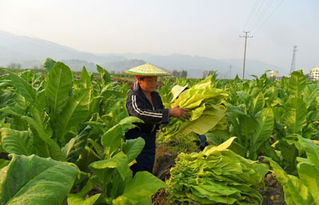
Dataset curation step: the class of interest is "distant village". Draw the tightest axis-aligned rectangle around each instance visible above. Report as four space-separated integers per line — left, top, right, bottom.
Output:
172 67 319 81
267 67 319 81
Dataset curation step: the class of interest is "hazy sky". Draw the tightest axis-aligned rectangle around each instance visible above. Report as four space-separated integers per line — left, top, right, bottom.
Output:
0 0 318 72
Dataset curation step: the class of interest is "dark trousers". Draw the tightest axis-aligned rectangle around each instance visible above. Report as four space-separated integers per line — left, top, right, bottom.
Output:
125 129 156 174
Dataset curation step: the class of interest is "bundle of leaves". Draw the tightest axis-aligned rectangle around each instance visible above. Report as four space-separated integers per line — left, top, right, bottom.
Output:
157 75 228 145
166 137 268 204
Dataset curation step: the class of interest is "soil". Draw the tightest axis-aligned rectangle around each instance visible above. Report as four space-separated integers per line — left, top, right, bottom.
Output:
261 172 286 205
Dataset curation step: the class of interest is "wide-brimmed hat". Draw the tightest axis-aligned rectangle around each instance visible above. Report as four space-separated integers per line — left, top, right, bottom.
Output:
124 64 170 76
171 84 188 102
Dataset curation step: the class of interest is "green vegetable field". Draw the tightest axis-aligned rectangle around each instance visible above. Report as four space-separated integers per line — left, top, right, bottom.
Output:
1 60 319 205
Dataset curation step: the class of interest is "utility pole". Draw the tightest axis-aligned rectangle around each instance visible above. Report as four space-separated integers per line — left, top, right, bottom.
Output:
240 31 253 79
289 45 297 74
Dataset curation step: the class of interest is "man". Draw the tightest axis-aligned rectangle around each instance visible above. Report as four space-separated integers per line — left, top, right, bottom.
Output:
125 64 189 174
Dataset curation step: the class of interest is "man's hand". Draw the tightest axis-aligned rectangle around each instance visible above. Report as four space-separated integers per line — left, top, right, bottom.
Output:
169 107 190 120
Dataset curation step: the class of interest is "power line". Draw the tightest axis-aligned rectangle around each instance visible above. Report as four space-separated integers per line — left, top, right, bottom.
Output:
243 0 260 30
244 0 284 33
249 0 275 31
245 0 268 31
253 0 285 33
240 31 253 79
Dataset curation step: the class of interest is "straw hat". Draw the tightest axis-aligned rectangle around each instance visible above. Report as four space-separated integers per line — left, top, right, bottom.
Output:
124 64 170 76
171 84 188 102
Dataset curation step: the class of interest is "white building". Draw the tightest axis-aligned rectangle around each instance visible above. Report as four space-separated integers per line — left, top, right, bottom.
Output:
269 70 279 78
309 67 319 81
268 70 281 80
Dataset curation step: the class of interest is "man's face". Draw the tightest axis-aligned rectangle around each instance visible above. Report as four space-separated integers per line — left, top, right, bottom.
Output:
139 76 158 92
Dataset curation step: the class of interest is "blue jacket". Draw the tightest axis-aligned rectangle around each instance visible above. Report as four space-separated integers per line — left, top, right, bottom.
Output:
126 87 169 133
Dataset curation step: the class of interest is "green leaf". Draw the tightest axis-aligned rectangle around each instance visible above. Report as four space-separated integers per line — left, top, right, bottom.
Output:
0 128 33 155
288 70 307 97
43 58 56 72
7 73 37 106
283 97 307 134
79 67 92 89
249 107 274 159
62 126 91 162
20 108 65 161
113 171 167 205
123 137 145 163
89 152 131 181
180 109 226 136
101 117 142 156
298 137 319 168
303 84 319 108
96 65 111 85
298 162 319 204
266 157 314 205
68 194 100 205
56 88 90 144
0 159 9 169
251 92 265 114
203 137 236 155
45 62 72 117
0 154 78 205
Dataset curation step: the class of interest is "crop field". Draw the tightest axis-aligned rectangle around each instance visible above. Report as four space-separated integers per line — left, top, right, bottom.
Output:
0 60 319 205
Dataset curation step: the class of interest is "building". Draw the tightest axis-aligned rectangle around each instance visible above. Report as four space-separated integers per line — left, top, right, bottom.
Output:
309 67 319 81
268 70 281 80
269 70 279 78
202 70 217 78
172 70 187 78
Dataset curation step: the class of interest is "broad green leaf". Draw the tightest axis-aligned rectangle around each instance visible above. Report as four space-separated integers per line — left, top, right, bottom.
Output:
96 65 111 84
89 152 131 181
62 126 91 162
123 137 145 163
56 88 90 144
7 73 37 106
266 157 313 205
45 62 72 117
179 109 226 136
43 58 56 72
20 109 65 161
249 107 274 159
21 115 50 143
113 171 167 205
79 67 92 89
203 137 236 155
87 138 104 159
303 84 319 108
0 128 33 155
68 194 100 205
227 107 259 148
101 117 142 156
0 154 78 205
288 70 307 97
298 137 319 168
283 97 307 134
0 159 9 169
251 92 265 114
298 162 319 204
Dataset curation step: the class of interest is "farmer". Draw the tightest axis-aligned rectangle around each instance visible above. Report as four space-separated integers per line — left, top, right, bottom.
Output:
171 84 208 150
125 64 189 174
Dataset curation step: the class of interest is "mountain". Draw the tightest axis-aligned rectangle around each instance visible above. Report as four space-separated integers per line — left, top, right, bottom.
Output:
0 30 125 71
0 30 284 78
